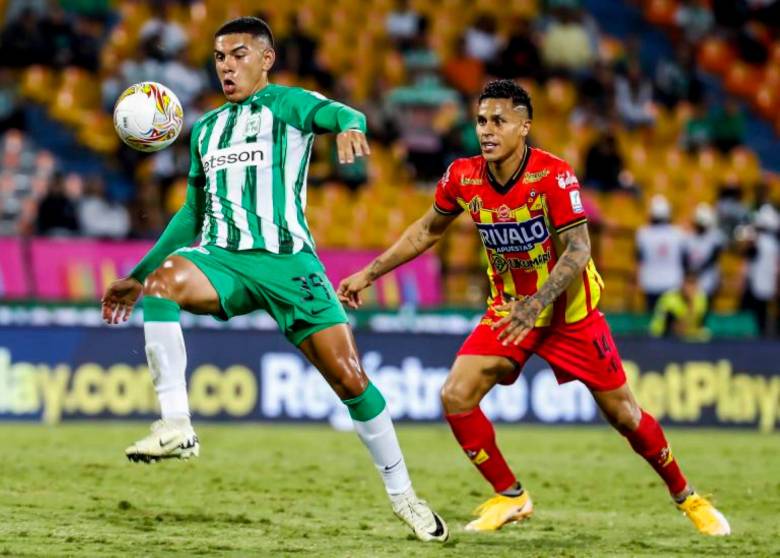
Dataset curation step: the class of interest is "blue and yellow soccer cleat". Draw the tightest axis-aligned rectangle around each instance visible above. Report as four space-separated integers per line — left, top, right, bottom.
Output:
677 493 730 536
465 491 533 532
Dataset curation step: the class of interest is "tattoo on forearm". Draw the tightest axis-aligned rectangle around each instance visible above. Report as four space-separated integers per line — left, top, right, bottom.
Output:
534 224 591 309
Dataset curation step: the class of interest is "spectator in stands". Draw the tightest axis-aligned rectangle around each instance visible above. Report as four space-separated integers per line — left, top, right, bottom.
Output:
583 130 624 192
636 195 687 311
716 176 750 237
674 0 714 43
0 8 47 67
385 0 421 51
570 61 615 127
277 11 333 91
77 175 130 239
464 14 501 64
709 99 746 153
654 44 704 109
615 61 656 129
129 178 166 239
138 2 187 60
40 3 78 68
0 69 25 132
442 37 485 97
650 270 710 341
685 202 726 302
740 204 779 336
540 6 596 75
36 172 80 236
489 17 543 81
681 101 712 152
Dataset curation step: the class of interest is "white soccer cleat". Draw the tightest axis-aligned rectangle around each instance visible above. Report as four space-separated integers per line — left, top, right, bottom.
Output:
125 418 199 463
390 487 449 542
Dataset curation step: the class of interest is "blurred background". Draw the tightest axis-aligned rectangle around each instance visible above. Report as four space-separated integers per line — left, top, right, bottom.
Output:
0 0 778 430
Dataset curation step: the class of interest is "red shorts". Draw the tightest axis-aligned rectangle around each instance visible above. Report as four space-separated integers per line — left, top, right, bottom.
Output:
458 310 626 392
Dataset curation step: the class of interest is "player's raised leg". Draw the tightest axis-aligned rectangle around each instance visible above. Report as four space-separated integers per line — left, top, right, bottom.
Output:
124 256 219 463
298 324 448 542
441 355 533 532
593 384 730 535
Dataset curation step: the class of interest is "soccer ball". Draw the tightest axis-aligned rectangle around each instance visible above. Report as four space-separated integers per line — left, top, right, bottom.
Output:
113 81 183 152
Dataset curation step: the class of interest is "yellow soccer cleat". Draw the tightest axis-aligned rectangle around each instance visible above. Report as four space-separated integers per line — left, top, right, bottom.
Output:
677 493 730 536
465 492 533 532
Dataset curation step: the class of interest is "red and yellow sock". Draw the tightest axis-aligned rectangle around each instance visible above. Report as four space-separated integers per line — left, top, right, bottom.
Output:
623 410 688 495
446 407 517 493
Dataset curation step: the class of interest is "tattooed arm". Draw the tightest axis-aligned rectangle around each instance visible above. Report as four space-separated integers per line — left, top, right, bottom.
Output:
337 206 459 308
493 222 591 345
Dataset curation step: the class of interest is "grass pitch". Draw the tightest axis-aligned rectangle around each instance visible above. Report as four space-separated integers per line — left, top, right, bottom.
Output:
0 423 777 557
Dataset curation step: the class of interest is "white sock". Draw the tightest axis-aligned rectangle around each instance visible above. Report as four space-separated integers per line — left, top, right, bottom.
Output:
144 321 190 420
353 408 412 496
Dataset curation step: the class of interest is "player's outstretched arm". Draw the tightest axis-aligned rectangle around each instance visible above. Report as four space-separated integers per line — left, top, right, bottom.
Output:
493 222 591 344
312 101 370 164
337 207 458 309
101 185 204 324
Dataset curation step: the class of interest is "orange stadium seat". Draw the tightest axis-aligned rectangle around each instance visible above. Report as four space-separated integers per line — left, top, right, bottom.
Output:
724 61 761 97
19 66 57 104
644 0 678 26
697 37 735 75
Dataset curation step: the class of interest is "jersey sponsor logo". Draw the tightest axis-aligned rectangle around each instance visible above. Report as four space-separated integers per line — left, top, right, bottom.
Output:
522 169 549 184
202 144 266 173
497 204 512 221
556 171 578 189
570 190 584 213
476 217 550 253
461 176 483 185
493 251 552 273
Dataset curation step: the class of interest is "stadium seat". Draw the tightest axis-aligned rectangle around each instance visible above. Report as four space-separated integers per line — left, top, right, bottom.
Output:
697 37 735 75
20 66 58 105
644 0 678 26
724 62 761 98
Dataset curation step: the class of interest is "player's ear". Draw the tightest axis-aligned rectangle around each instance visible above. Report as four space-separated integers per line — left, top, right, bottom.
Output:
520 118 531 138
261 45 275 72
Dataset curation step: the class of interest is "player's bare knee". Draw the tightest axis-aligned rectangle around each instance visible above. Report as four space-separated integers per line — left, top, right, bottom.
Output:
610 399 642 432
143 264 185 303
440 380 475 414
332 364 368 400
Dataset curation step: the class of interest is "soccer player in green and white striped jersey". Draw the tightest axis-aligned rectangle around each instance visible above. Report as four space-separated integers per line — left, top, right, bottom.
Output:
101 16 448 542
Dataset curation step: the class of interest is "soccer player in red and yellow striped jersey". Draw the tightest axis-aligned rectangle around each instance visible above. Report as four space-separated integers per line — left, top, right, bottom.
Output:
338 80 729 536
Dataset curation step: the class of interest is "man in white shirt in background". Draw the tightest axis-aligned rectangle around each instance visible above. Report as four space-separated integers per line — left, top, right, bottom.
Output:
740 204 780 336
636 194 686 311
685 202 726 305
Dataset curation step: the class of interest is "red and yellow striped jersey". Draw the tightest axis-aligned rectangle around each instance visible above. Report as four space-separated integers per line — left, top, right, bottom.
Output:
434 147 604 327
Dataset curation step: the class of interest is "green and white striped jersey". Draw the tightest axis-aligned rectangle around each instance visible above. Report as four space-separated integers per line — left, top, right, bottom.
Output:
188 84 330 254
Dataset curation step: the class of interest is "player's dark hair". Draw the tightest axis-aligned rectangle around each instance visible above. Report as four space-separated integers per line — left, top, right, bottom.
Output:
215 16 274 48
479 80 533 119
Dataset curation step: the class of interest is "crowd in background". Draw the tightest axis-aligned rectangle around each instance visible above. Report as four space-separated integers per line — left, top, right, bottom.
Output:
0 0 778 333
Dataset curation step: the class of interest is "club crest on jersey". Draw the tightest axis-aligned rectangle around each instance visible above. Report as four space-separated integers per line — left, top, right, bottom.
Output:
476 216 550 253
468 195 483 213
556 171 578 189
522 169 549 184
245 114 261 137
491 253 509 273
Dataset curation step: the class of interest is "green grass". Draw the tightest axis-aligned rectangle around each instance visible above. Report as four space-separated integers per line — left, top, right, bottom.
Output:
0 424 777 557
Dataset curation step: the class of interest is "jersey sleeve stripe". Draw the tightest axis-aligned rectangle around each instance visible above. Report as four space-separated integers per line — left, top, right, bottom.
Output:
555 217 588 234
433 202 462 216
306 99 334 134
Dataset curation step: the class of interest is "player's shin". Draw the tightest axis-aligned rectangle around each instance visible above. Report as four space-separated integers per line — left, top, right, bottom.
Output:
622 410 688 498
446 407 519 494
344 382 411 495
143 297 190 421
